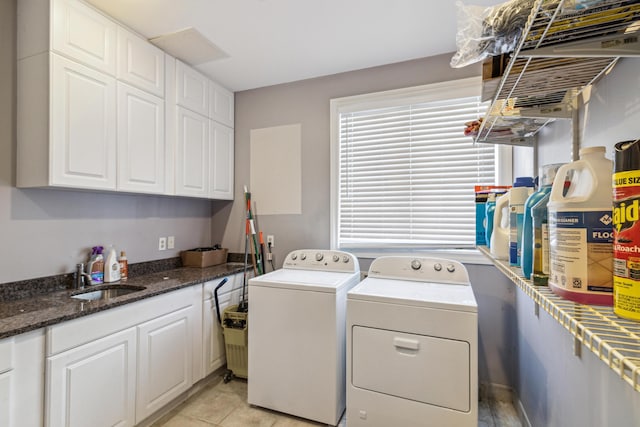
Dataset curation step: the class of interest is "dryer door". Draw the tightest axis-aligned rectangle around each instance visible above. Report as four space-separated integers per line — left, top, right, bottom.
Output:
351 326 470 412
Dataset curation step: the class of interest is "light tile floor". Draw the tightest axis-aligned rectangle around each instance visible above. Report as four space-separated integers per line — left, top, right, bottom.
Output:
153 372 522 427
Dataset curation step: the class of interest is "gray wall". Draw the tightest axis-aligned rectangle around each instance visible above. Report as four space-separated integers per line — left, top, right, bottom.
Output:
518 58 640 426
214 53 483 263
0 0 216 283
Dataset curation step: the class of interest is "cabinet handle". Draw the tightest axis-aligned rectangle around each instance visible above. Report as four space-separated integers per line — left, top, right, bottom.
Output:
393 337 419 351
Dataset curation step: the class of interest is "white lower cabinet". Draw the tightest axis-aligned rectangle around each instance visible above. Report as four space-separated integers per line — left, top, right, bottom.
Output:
45 285 202 427
0 329 45 427
202 274 245 376
136 306 195 423
47 328 136 427
203 295 229 376
0 370 11 427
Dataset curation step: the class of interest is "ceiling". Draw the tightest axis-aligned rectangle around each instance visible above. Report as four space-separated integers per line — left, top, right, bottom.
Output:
86 0 504 92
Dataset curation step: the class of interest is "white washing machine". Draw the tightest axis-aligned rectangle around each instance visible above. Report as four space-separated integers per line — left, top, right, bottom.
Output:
347 256 478 427
248 249 360 426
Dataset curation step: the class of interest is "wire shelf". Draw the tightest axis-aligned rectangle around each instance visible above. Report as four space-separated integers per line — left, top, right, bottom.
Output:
475 0 640 145
479 246 640 393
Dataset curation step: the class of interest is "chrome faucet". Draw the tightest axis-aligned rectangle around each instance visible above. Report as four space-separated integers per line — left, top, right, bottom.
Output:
75 263 93 289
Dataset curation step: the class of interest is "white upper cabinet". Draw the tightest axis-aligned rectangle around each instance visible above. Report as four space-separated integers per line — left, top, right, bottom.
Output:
175 60 209 117
117 27 165 97
50 54 117 190
52 0 117 75
17 0 234 200
209 80 234 128
175 106 210 198
117 82 165 194
210 121 234 200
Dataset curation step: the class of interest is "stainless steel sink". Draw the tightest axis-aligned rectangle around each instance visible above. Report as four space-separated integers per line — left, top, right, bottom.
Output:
71 285 146 301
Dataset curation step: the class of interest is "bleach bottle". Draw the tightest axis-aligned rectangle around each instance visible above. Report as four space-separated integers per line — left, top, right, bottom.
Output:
490 192 510 260
548 146 613 305
509 177 535 266
521 164 563 279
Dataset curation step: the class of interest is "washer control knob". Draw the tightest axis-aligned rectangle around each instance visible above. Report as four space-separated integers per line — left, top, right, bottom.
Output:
447 264 456 273
434 263 442 272
411 259 422 270
316 252 324 261
301 253 307 260
291 253 297 260
332 254 340 262
343 255 350 263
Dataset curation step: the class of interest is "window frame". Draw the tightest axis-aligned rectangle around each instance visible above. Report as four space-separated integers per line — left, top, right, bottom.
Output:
329 77 512 264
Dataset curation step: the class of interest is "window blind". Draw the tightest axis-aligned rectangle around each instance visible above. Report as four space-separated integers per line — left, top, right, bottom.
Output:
337 92 492 249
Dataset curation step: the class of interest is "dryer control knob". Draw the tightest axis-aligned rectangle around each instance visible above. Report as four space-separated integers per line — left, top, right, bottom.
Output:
291 253 297 260
332 254 340 262
342 255 350 263
447 264 456 273
411 259 422 270
316 252 324 261
434 263 442 272
301 253 307 260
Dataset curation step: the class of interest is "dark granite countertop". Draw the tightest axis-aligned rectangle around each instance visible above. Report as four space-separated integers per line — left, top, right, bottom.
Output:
0 263 246 340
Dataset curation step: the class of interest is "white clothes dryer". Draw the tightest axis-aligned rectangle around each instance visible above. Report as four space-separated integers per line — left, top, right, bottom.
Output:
347 256 478 427
248 249 360 426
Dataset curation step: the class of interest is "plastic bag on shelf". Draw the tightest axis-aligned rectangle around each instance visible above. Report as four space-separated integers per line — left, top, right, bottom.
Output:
450 0 536 68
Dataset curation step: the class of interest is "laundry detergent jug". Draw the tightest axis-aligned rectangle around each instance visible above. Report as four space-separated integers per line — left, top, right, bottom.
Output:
490 191 510 260
521 164 563 279
548 146 613 305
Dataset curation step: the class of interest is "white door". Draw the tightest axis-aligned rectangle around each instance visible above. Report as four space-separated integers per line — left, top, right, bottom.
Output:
210 121 234 200
51 54 116 190
117 82 165 194
52 0 117 75
46 328 136 427
117 27 165 97
175 60 208 116
209 80 234 127
175 107 209 197
136 306 194 423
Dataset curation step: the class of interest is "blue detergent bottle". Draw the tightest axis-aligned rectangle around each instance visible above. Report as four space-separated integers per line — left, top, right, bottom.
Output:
509 177 535 266
521 164 563 279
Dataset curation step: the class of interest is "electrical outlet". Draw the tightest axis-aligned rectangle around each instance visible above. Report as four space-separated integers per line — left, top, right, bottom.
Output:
267 235 274 247
158 237 167 251
168 236 175 249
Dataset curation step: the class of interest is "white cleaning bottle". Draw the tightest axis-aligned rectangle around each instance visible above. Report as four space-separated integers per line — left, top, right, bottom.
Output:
104 245 121 283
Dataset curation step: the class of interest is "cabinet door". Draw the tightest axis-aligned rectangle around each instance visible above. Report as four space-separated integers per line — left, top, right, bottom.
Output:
46 328 136 427
52 0 117 75
175 107 209 197
0 371 11 427
209 80 234 127
117 27 165 97
203 296 230 376
117 82 165 194
175 60 209 116
51 54 117 190
210 121 234 200
136 306 194 423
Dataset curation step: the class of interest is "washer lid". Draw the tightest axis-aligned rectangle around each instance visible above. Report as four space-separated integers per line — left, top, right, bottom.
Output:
348 277 477 312
249 269 360 293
